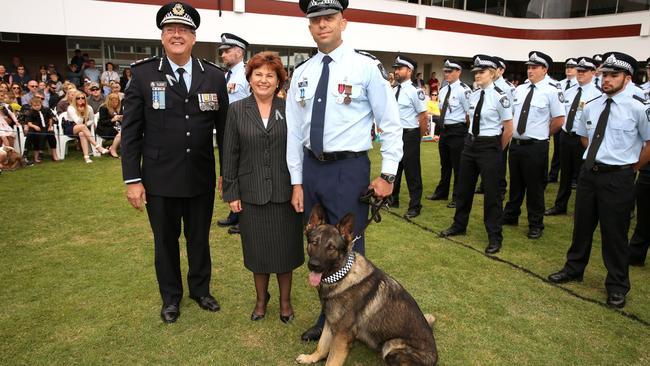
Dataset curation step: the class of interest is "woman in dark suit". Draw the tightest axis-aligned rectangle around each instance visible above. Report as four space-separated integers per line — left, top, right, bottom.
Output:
222 52 303 323
96 92 122 158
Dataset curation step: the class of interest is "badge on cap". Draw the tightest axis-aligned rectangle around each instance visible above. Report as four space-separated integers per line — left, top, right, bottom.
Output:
172 3 185 16
151 81 167 110
198 93 219 111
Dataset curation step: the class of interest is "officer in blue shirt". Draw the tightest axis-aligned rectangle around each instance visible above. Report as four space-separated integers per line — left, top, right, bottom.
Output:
503 51 565 239
549 58 580 183
390 54 428 218
546 57 602 216
216 32 252 234
439 55 513 255
427 59 472 209
286 0 402 342
549 52 650 309
592 54 604 89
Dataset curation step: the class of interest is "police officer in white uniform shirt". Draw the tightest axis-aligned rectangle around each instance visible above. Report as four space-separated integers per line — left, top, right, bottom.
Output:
592 54 604 89
286 0 402 342
427 59 472 209
216 32 252 234
559 58 579 92
502 51 565 240
548 52 650 309
440 55 513 255
546 57 602 216
390 54 428 218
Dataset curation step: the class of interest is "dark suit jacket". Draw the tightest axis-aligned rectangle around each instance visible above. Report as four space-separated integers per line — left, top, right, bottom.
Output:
121 56 228 197
222 95 292 205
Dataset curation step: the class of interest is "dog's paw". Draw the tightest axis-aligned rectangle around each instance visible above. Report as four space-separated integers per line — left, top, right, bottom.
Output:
296 354 317 364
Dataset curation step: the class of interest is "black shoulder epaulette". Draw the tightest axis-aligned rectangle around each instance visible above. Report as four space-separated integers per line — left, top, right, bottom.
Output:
130 56 158 67
494 86 506 94
595 85 603 92
632 94 649 105
506 80 515 87
460 82 470 89
294 56 311 70
585 95 603 105
202 59 225 72
355 50 378 60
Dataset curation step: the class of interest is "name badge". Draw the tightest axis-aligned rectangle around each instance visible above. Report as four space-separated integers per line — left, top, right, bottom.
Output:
198 93 219 111
151 82 166 110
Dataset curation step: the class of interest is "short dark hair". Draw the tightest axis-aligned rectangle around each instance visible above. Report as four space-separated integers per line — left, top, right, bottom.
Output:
245 52 288 95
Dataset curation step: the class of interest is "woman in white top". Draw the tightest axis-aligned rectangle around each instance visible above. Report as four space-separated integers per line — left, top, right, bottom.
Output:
100 62 120 96
65 90 108 163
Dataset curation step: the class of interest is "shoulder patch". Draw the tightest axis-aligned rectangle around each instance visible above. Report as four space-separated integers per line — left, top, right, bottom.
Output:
499 95 510 109
294 56 312 70
464 89 471 99
130 56 158 67
585 95 603 105
355 49 378 60
202 59 225 72
646 106 650 123
377 63 389 81
417 90 425 101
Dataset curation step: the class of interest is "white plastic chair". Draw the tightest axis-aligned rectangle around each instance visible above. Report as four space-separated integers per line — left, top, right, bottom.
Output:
13 124 27 156
91 112 101 157
56 112 75 160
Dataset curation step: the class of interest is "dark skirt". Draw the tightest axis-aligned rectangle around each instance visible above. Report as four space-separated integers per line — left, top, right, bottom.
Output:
239 201 304 273
96 126 118 139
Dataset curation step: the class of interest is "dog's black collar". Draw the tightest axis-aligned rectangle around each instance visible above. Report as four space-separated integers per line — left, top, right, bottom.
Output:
322 252 355 285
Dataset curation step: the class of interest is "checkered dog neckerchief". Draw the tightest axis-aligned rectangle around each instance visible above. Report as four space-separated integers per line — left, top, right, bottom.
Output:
321 252 356 285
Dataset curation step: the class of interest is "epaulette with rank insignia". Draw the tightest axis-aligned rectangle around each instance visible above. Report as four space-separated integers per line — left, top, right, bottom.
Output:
355 50 378 60
633 94 650 105
494 86 506 94
585 95 603 105
294 56 311 70
460 82 471 89
494 86 510 108
202 59 225 72
130 56 158 67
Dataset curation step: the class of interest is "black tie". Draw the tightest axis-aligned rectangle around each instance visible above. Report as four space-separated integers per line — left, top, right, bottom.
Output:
472 90 484 136
583 98 612 170
395 84 401 101
226 70 232 83
565 87 582 133
565 80 571 90
594 77 599 86
517 84 535 136
310 55 332 157
439 85 451 122
177 67 188 94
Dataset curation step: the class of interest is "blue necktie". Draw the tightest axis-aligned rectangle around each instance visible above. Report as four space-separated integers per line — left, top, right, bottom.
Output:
225 70 232 83
310 55 333 157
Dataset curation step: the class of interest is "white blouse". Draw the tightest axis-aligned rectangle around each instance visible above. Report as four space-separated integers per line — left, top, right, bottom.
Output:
67 105 95 126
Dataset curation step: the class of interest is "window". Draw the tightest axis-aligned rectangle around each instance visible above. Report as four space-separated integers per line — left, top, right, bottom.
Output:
588 0 617 15
617 0 650 13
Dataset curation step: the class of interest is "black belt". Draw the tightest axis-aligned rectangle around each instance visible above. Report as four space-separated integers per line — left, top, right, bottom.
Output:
467 134 500 143
444 123 466 129
589 163 632 173
561 130 578 137
306 148 367 162
511 138 546 146
403 127 419 133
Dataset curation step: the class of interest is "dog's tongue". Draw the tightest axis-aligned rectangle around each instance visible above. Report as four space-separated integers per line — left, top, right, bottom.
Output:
309 272 323 287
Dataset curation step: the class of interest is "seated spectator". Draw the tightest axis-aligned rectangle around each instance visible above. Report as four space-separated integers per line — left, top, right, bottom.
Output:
100 62 120 95
428 72 439 93
109 81 124 100
0 65 12 84
46 63 62 80
35 65 49 83
66 63 83 87
9 83 24 106
65 90 108 163
120 67 132 91
70 49 84 70
0 104 18 148
47 81 63 108
12 65 32 91
21 81 40 106
427 90 441 136
97 92 122 158
48 72 63 93
56 86 77 115
7 56 24 75
23 96 58 163
0 83 7 94
82 59 100 84
87 83 105 112
37 81 51 108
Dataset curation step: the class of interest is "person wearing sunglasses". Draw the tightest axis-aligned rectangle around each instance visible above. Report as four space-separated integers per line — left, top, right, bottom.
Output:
65 90 108 163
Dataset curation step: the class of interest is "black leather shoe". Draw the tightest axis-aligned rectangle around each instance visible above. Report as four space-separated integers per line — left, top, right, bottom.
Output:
250 292 270 321
527 228 543 239
228 224 241 235
426 193 447 201
544 207 566 216
502 217 518 226
301 325 323 341
190 294 220 312
446 201 456 209
607 293 626 308
629 258 646 267
280 313 295 324
404 208 420 219
439 227 466 238
485 242 502 255
547 270 583 284
160 303 180 323
217 212 238 227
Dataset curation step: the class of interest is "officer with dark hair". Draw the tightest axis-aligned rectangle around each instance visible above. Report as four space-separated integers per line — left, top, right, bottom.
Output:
548 52 650 309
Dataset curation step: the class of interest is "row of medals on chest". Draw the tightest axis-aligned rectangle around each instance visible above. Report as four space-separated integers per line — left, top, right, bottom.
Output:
298 77 353 107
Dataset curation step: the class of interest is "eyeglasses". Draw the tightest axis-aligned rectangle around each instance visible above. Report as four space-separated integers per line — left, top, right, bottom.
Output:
12 86 20 90
28 85 38 88
76 97 86 100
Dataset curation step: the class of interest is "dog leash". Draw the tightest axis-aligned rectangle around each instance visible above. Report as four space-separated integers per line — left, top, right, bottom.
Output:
359 188 391 228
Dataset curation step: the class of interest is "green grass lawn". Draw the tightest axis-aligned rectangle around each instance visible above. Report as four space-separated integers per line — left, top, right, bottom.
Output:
1 143 649 365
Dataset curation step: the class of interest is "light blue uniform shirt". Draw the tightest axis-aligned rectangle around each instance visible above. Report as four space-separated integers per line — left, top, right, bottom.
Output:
167 57 192 92
286 42 403 184
562 82 602 133
512 79 566 140
438 79 471 124
394 80 428 128
559 77 578 91
641 81 650 101
226 61 251 104
468 83 513 137
624 82 647 100
494 76 516 107
577 92 650 165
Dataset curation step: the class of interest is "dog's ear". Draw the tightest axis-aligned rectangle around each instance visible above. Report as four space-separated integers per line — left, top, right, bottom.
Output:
306 204 327 232
337 213 355 246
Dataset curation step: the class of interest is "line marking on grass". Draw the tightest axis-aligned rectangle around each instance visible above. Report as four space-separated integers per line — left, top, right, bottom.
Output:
386 210 650 328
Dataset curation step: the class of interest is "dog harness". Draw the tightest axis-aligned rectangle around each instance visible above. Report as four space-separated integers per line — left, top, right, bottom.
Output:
322 252 355 284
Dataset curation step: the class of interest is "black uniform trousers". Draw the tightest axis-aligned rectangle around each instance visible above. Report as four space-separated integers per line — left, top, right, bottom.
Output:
503 139 549 229
452 135 504 243
629 168 650 264
548 131 561 181
552 130 584 211
25 131 57 151
434 123 467 201
393 128 423 211
145 190 215 305
563 166 635 295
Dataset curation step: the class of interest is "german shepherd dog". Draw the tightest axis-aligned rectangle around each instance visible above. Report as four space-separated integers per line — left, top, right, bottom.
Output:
297 204 438 366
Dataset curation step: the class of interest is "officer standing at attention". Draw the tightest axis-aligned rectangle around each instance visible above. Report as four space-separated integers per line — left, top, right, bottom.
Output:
502 51 565 239
121 2 228 323
286 0 402 342
592 54 604 89
549 58 579 183
390 54 428 218
548 52 650 308
427 59 472 209
545 57 602 216
439 55 513 255
216 32 251 235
